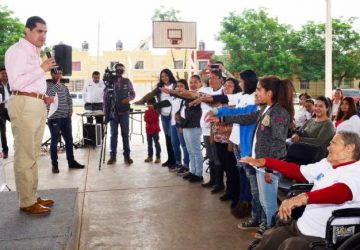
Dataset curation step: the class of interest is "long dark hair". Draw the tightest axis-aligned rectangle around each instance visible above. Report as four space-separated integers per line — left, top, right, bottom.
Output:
157 68 176 88
239 69 258 94
176 79 189 90
259 75 295 127
225 77 241 94
316 96 332 118
335 97 356 121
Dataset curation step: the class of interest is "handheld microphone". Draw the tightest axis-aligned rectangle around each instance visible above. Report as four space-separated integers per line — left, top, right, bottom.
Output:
44 47 57 74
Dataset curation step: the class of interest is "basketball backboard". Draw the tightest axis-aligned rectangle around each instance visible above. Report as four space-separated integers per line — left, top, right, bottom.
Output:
153 21 197 49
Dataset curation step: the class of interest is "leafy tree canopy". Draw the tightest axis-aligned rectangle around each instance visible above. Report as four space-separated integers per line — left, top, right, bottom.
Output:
0 5 24 68
217 8 300 78
152 6 181 21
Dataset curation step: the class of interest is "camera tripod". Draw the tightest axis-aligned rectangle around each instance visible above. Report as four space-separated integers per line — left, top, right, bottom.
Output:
98 123 108 170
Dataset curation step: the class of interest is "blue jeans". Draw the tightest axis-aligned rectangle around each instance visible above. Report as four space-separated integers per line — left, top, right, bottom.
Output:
110 113 130 157
244 165 266 223
161 115 171 136
183 128 203 176
48 117 75 166
256 170 280 227
170 125 189 166
147 133 161 158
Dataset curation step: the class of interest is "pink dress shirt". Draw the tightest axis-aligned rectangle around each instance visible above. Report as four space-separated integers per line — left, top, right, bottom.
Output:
5 38 47 94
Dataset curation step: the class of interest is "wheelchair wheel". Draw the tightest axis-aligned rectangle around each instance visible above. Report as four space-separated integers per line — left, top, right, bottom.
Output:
337 232 360 250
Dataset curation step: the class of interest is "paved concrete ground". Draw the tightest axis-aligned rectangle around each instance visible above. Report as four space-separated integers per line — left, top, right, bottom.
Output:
2 111 256 250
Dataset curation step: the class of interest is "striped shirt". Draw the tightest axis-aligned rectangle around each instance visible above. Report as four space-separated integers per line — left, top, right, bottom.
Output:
46 80 72 119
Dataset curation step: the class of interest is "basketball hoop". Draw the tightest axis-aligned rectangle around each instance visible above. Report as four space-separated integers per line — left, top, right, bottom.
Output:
170 38 181 45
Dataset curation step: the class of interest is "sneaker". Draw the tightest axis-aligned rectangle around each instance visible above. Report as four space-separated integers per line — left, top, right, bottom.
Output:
175 164 183 171
237 218 261 230
189 175 203 183
177 166 189 174
144 157 153 163
183 172 195 180
69 161 85 169
107 156 116 165
169 164 180 172
124 155 133 165
154 158 161 164
254 223 268 239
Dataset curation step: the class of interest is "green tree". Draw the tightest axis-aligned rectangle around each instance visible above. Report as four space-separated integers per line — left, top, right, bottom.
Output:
0 5 24 67
293 18 360 87
291 21 325 82
152 6 181 21
217 9 300 78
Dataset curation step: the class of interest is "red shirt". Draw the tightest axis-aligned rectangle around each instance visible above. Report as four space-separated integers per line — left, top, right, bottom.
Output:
144 108 160 135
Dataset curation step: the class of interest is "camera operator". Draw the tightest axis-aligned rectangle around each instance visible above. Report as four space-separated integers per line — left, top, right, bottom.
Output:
82 71 105 124
46 66 85 173
103 63 136 165
199 60 234 85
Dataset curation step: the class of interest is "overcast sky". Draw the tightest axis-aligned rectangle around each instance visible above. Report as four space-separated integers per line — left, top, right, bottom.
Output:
2 0 360 55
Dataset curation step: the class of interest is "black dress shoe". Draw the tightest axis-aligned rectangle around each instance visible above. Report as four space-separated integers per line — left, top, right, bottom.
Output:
219 193 231 201
201 181 215 188
189 175 204 183
52 165 60 174
69 161 85 169
162 161 169 167
183 172 195 180
211 185 224 194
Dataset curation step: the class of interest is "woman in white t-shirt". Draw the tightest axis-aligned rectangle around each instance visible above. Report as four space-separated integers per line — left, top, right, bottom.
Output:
134 69 177 167
332 89 343 120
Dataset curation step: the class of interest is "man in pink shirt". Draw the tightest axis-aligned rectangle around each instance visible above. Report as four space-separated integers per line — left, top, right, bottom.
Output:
5 16 56 215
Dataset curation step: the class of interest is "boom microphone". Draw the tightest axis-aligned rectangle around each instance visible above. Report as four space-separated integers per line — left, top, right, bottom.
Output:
44 47 57 74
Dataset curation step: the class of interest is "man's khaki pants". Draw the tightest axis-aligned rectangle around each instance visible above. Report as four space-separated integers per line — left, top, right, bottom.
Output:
7 95 47 207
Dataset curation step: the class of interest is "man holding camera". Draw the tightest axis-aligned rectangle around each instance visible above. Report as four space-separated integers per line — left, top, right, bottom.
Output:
103 63 135 165
46 67 85 173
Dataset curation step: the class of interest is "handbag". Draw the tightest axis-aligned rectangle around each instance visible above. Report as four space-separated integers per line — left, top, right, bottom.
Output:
175 100 186 127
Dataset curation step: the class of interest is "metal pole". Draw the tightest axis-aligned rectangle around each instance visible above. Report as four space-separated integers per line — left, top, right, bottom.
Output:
96 21 100 71
325 0 333 97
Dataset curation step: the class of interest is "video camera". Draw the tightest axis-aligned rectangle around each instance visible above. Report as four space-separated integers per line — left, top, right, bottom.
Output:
103 67 117 88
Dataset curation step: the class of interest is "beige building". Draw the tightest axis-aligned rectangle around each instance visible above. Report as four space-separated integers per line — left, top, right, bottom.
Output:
63 47 210 98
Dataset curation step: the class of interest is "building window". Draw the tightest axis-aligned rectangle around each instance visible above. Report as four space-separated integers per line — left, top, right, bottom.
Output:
72 61 81 71
69 80 84 92
174 60 183 69
300 79 309 90
110 61 119 70
198 60 208 70
134 61 144 69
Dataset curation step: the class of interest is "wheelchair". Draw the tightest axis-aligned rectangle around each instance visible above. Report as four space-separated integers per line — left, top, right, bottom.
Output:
278 142 324 202
249 183 360 250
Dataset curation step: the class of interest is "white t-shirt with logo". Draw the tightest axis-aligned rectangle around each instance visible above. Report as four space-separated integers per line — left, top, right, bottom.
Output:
199 86 223 136
297 159 360 238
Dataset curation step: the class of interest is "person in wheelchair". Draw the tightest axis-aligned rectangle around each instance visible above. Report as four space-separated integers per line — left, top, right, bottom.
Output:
240 131 360 250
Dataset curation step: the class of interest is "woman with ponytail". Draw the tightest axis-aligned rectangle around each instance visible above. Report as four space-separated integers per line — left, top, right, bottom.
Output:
205 75 294 239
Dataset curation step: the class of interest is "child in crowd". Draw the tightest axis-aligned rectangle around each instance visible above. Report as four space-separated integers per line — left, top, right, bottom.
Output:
144 98 161 163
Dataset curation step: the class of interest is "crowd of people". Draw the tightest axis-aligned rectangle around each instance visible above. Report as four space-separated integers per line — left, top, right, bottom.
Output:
2 15 360 249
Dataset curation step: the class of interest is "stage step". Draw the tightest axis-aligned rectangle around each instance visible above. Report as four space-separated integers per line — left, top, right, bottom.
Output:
0 188 78 250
